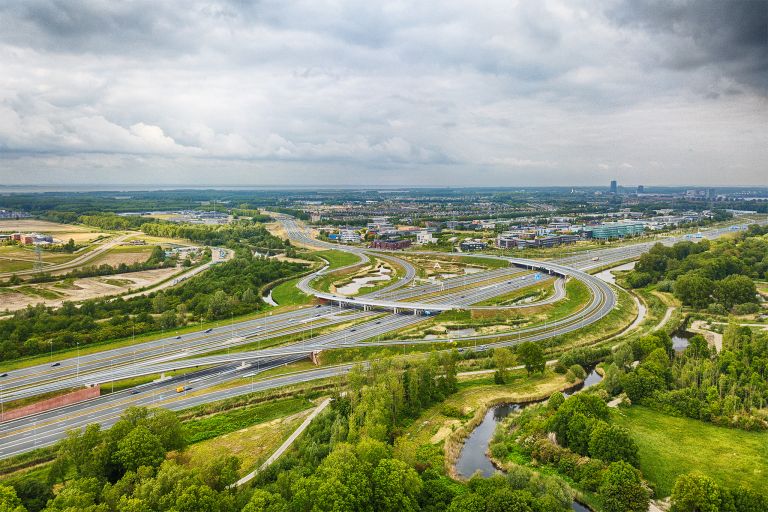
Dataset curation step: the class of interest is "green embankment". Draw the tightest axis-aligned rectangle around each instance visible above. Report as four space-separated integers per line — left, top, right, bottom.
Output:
182 396 314 444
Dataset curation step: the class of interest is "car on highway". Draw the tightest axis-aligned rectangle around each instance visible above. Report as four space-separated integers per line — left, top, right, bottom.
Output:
51 362 61 367
204 328 212 333
175 335 182 340
0 373 7 378
315 304 322 308
130 389 140 395
350 328 356 332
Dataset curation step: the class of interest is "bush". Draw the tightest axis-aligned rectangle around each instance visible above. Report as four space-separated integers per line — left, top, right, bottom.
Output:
588 422 639 466
706 303 729 316
548 392 565 411
732 302 760 315
568 364 587 380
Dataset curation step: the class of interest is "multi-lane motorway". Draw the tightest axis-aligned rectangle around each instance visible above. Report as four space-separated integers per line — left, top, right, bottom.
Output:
0 217 760 457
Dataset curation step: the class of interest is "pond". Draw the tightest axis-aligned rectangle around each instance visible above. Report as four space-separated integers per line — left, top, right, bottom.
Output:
335 266 392 295
672 330 693 352
454 367 604 510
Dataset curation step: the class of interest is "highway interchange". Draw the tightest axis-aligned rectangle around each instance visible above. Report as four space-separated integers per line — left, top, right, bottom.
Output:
0 217 759 458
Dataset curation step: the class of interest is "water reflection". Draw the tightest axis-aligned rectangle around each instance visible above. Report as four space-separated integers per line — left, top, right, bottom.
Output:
672 331 692 352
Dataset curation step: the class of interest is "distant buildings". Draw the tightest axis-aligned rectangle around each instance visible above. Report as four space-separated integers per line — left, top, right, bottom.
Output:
370 239 411 250
637 185 644 194
497 234 579 249
459 240 486 251
367 216 395 233
584 222 644 239
610 180 618 194
7 232 54 245
339 229 361 244
168 210 229 225
0 209 31 220
415 230 437 245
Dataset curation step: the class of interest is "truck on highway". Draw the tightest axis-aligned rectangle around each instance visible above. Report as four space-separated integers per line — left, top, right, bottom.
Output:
591 256 599 261
176 386 191 393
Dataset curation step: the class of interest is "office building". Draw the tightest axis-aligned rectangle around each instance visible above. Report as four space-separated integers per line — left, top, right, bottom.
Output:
459 240 486 251
584 222 644 239
339 229 361 243
610 180 618 194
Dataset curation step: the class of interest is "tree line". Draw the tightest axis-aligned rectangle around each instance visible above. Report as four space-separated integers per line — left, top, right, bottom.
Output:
625 226 767 314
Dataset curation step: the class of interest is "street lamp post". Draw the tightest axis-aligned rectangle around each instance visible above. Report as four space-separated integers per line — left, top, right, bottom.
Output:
76 342 80 380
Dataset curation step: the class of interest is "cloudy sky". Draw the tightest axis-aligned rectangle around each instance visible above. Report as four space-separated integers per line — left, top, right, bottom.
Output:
0 0 766 187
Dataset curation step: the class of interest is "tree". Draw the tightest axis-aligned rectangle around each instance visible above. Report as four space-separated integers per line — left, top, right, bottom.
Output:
145 408 186 452
207 290 232 318
291 444 373 512
199 455 240 491
493 347 514 384
371 459 423 512
114 426 165 472
670 473 729 512
517 342 545 376
549 394 609 447
598 461 650 512
713 275 757 310
447 492 486 512
0 485 26 512
674 274 714 309
242 489 288 512
566 412 594 455
588 422 639 466
486 489 534 512
172 484 222 512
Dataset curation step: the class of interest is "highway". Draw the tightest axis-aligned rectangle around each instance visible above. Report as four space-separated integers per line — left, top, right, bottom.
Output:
0 217 760 458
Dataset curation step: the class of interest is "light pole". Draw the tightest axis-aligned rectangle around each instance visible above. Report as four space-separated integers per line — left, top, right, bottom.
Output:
49 341 53 363
76 342 80 380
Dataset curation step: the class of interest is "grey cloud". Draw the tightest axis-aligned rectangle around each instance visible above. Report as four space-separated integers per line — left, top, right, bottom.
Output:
0 0 197 55
0 0 766 186
608 0 768 92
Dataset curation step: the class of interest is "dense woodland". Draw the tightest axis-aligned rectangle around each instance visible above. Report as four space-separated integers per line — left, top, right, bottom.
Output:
625 226 767 314
600 328 768 431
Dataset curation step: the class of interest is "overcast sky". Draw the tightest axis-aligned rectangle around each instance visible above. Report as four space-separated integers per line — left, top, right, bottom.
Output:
0 0 766 187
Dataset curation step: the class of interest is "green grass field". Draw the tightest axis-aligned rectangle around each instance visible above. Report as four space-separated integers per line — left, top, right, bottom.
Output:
314 249 361 270
612 406 768 497
270 276 311 306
